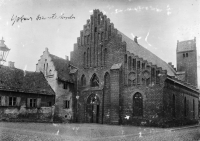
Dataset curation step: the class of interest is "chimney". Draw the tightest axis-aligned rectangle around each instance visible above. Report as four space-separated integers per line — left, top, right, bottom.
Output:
168 62 172 66
45 47 49 53
8 61 15 68
134 36 138 44
65 55 69 61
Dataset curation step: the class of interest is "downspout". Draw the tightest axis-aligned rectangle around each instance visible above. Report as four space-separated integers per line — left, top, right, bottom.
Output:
102 87 104 124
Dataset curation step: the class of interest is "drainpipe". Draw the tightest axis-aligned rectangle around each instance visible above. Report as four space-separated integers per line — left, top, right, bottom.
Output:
102 87 104 124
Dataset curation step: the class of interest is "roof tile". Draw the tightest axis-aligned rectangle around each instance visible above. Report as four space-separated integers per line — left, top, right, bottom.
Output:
0 66 55 95
49 54 73 83
118 31 176 76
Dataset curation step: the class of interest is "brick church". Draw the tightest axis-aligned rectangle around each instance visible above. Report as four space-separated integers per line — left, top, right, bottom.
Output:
36 9 199 126
69 9 199 126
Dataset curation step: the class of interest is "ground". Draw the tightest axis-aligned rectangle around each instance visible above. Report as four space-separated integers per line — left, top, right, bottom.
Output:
0 122 200 141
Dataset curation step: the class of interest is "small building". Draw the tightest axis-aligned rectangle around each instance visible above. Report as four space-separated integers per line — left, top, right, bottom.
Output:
36 48 74 122
0 62 55 122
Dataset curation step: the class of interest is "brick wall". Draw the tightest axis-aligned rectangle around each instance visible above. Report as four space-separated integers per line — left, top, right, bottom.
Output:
163 79 199 122
122 84 164 125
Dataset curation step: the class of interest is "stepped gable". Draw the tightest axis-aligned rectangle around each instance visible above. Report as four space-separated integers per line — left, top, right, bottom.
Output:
0 66 55 95
118 31 176 76
49 54 73 83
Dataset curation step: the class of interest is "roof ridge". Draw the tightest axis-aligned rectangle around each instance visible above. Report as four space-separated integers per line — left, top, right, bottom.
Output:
49 53 66 60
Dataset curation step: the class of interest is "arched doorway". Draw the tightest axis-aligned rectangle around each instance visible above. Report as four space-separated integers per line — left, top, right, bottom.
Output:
133 92 143 117
86 94 100 123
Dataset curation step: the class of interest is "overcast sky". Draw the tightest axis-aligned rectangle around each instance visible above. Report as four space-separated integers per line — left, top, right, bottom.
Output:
0 0 200 87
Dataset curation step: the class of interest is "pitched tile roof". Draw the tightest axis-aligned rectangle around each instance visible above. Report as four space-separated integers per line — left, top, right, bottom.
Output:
177 39 195 52
118 31 176 76
0 66 55 95
49 54 73 83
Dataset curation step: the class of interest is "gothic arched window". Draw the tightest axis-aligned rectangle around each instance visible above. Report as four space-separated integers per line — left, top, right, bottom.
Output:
133 92 143 116
81 75 86 86
87 48 89 67
128 56 131 70
101 45 103 66
184 97 187 118
104 72 110 88
90 74 99 87
104 48 107 66
133 58 136 70
84 52 86 68
101 32 104 41
124 54 127 64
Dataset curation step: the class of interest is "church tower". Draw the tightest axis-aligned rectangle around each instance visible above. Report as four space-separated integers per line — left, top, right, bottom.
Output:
176 37 198 87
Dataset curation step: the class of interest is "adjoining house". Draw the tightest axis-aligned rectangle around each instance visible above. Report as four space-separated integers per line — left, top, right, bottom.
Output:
0 62 55 122
36 48 74 122
69 9 199 126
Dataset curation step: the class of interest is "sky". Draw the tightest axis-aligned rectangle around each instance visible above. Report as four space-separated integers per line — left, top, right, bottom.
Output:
0 0 200 87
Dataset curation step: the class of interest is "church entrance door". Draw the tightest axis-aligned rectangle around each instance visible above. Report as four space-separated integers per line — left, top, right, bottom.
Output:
86 94 100 123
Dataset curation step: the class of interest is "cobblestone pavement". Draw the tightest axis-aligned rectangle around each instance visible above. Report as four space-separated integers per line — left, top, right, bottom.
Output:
0 122 199 141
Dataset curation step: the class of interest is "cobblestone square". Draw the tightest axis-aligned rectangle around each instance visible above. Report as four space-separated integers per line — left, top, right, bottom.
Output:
0 122 200 141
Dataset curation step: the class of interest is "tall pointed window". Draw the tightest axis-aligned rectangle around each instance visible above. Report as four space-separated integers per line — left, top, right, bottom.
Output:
87 48 89 67
156 70 160 84
46 63 48 75
90 74 99 87
133 58 136 70
84 52 86 68
133 92 143 116
87 35 90 44
137 61 140 70
81 75 86 86
128 56 131 70
104 48 107 66
184 97 187 118
101 32 104 41
124 54 127 64
104 72 110 88
101 45 103 66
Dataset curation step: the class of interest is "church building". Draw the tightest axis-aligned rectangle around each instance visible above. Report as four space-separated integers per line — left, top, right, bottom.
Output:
69 9 199 126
